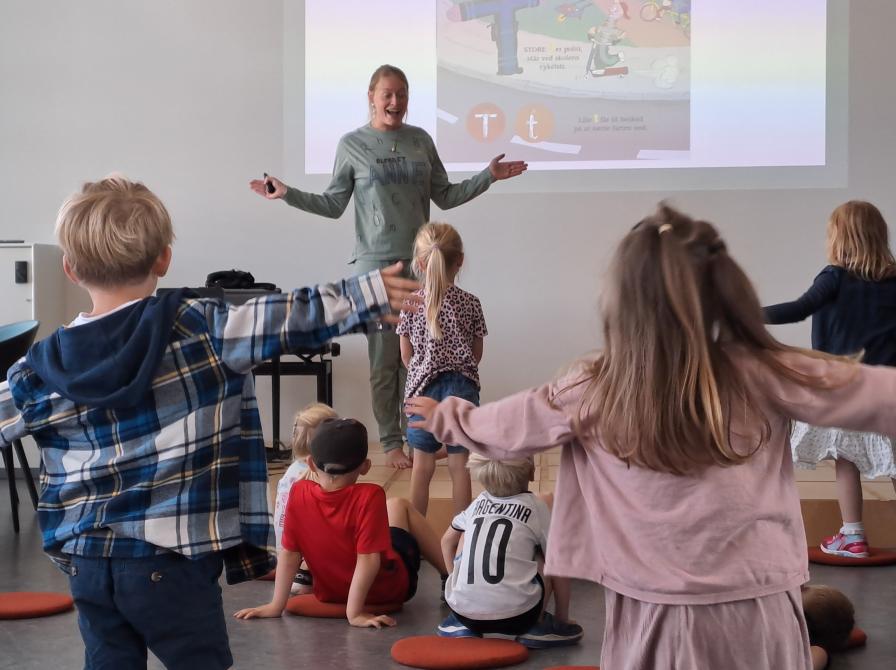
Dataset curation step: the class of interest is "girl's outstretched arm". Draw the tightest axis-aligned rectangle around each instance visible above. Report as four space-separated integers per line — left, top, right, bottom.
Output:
406 382 575 460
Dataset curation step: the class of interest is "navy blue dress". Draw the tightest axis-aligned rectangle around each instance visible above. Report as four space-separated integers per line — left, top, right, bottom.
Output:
764 265 896 365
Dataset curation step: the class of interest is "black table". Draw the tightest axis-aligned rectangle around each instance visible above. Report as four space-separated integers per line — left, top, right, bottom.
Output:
252 342 340 456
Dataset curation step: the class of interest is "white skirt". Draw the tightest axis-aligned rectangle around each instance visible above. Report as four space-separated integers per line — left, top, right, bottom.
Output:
791 421 896 479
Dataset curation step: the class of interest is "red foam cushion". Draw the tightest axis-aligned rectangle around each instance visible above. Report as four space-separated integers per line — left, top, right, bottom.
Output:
808 546 896 566
391 635 528 670
256 569 276 581
285 594 402 618
0 592 74 619
847 627 867 649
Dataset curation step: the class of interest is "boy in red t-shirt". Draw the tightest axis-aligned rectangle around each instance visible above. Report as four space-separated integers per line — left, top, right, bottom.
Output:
234 418 448 628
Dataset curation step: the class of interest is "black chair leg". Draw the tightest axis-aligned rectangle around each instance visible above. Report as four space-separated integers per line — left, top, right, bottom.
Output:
2 446 20 533
12 440 38 509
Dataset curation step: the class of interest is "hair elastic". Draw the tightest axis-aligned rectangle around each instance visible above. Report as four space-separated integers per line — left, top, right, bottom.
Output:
658 224 673 234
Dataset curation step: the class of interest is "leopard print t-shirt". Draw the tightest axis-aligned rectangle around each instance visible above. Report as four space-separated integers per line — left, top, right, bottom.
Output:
397 284 487 399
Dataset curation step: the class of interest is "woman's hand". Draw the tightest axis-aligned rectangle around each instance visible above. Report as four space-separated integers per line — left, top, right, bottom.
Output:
249 174 287 199
405 396 439 428
488 154 528 181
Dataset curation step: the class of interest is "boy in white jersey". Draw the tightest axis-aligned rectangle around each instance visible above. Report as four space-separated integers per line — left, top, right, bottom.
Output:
437 455 583 648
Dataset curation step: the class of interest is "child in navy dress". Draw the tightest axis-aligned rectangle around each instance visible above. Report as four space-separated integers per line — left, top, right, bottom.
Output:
765 200 896 557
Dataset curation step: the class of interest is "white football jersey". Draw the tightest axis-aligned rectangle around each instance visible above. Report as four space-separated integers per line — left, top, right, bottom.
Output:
445 491 551 620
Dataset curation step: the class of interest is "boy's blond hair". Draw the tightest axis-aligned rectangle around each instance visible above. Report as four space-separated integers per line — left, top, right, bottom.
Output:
290 402 338 481
55 174 174 287
468 454 533 498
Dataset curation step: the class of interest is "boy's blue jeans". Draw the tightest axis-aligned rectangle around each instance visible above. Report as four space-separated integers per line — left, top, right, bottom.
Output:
68 553 232 670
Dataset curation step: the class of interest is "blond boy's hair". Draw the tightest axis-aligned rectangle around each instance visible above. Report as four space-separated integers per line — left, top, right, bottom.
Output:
468 454 533 498
55 174 174 287
290 403 338 481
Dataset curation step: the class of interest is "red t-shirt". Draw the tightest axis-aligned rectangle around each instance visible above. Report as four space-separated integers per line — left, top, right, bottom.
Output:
281 480 409 604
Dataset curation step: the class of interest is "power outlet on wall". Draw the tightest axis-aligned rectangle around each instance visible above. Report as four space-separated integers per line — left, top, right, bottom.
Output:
14 260 28 284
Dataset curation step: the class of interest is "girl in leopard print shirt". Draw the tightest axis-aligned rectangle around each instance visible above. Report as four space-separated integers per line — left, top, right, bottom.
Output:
398 222 487 518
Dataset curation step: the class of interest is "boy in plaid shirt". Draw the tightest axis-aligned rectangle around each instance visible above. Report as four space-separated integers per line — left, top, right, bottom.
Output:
0 175 419 669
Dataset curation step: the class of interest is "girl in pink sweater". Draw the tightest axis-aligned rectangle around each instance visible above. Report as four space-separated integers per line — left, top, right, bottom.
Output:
406 205 896 670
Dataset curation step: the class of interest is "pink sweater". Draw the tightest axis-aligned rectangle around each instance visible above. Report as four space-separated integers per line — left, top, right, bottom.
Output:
421 351 896 605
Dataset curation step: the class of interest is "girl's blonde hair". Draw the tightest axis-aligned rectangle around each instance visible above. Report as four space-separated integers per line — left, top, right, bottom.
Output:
468 454 533 498
826 200 896 281
413 222 464 340
567 204 843 477
291 403 338 480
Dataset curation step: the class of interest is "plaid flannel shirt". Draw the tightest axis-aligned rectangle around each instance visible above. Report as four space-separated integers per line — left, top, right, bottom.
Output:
0 271 390 583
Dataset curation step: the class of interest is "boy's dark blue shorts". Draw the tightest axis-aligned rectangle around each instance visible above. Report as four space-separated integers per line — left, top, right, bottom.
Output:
391 526 421 601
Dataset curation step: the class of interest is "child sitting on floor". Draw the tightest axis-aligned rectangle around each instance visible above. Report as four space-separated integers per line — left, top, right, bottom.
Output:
438 454 583 648
272 402 337 594
235 418 448 628
802 584 856 670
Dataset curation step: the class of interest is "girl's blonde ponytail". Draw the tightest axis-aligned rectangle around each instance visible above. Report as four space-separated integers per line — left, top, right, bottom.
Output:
413 223 464 340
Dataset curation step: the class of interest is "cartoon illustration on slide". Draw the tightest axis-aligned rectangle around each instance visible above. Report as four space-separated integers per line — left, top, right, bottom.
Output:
446 0 541 76
640 0 690 39
585 0 630 77
555 1 592 22
437 0 691 165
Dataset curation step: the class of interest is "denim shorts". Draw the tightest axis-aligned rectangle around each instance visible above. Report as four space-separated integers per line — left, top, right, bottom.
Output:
406 371 479 454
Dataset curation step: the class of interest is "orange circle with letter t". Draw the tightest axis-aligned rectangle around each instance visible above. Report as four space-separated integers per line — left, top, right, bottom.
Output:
514 104 554 143
466 103 506 142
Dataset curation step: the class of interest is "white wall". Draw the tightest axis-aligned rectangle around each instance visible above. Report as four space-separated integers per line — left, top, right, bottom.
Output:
1 1 892 447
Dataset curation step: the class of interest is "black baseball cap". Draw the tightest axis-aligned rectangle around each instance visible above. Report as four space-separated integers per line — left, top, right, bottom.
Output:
309 418 369 475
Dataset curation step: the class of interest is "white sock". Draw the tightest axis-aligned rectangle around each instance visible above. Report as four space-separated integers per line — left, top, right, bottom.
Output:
841 521 865 536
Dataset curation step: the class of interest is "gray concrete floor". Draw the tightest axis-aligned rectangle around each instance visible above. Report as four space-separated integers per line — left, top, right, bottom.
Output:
1 480 895 669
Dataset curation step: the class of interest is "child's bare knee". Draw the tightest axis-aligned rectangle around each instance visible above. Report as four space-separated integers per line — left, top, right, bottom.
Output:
386 496 409 516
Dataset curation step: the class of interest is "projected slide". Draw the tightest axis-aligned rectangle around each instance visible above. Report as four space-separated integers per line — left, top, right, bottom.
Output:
436 0 691 164
298 0 830 177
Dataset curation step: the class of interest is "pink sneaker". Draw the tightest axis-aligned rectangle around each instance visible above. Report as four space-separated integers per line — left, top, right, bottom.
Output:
820 532 869 558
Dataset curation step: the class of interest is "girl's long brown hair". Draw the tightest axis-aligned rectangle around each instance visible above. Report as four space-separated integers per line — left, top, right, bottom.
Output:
571 204 841 476
827 200 896 281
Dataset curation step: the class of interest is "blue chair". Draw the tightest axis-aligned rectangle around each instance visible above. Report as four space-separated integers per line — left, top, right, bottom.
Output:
0 320 40 532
